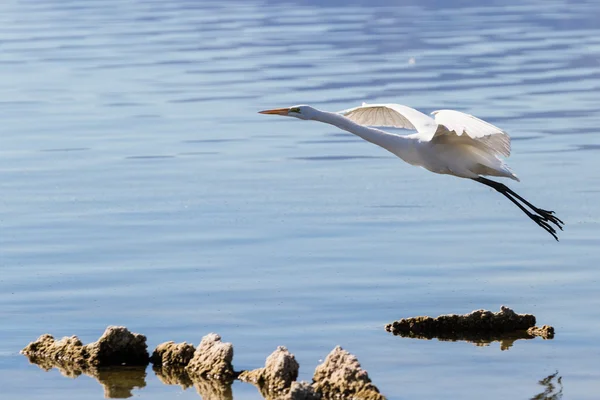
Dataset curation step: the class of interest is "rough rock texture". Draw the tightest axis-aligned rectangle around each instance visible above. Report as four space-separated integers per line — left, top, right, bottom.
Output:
385 306 536 338
85 326 148 366
285 381 320 400
151 341 196 367
527 325 555 339
21 326 149 367
21 334 87 368
186 333 234 380
312 346 384 400
239 346 299 396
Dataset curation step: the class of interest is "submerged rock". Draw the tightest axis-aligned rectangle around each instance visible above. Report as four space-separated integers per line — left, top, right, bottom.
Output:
385 306 537 337
527 325 555 339
312 346 384 400
186 333 234 380
21 326 149 367
239 346 299 397
151 341 196 367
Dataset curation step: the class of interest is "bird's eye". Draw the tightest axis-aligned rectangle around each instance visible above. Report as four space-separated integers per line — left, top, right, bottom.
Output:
290 107 301 113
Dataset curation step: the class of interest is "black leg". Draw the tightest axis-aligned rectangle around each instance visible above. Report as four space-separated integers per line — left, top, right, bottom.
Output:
473 177 564 241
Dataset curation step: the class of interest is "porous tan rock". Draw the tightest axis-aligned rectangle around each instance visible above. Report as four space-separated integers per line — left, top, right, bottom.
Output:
312 346 384 400
186 333 234 380
239 346 299 397
21 334 87 367
85 326 148 366
21 326 148 367
385 306 536 337
527 325 555 339
151 341 196 366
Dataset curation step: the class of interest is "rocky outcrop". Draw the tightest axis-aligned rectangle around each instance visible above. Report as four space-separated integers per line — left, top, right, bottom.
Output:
150 341 196 367
21 326 148 367
185 333 234 380
385 306 537 337
312 346 384 400
239 346 299 398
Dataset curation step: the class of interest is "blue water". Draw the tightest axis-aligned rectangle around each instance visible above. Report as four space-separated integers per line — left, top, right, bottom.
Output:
1 0 599 399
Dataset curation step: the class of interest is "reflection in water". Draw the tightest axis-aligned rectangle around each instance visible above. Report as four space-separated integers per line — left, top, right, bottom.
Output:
94 367 147 399
25 355 146 398
26 355 236 399
390 330 551 351
152 365 193 390
152 366 233 400
531 372 563 400
153 365 233 400
23 352 564 400
192 377 233 400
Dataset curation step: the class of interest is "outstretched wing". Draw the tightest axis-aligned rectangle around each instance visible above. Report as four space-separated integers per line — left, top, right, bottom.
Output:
431 110 511 157
339 103 438 137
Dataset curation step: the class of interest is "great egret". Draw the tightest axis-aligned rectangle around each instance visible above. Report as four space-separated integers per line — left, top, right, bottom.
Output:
259 103 564 240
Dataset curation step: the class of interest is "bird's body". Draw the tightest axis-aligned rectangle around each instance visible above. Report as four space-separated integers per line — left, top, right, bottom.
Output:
259 103 564 240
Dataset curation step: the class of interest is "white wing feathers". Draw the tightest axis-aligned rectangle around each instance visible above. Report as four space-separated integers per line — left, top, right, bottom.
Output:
339 103 511 157
339 103 438 138
431 110 511 157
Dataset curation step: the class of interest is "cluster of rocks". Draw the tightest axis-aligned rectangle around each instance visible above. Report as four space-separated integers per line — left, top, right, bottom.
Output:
385 306 555 345
22 327 383 400
21 307 555 398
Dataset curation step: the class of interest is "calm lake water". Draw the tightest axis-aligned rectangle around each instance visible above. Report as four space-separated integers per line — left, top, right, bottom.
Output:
1 0 599 399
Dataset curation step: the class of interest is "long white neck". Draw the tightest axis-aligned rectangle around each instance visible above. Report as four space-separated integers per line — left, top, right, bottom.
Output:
310 110 414 158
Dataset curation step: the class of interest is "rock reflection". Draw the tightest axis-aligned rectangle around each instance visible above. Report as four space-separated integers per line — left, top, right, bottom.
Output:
531 371 563 400
389 330 551 351
94 367 147 398
24 355 146 398
193 376 233 400
25 354 236 399
153 365 233 400
152 365 193 390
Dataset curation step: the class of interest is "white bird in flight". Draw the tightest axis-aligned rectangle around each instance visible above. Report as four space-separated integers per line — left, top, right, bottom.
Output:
259 103 564 240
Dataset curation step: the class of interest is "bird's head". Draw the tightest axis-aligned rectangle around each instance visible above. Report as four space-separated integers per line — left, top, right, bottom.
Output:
258 105 317 120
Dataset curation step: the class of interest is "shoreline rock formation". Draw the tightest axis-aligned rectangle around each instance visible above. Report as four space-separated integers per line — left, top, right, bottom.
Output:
238 346 300 398
21 326 149 367
21 307 554 399
385 306 555 345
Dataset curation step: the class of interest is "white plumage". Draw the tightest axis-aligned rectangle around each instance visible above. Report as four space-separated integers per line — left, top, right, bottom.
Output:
340 103 511 157
259 102 564 240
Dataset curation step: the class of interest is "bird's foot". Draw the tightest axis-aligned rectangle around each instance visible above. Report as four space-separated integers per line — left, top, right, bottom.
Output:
531 215 560 241
535 208 564 231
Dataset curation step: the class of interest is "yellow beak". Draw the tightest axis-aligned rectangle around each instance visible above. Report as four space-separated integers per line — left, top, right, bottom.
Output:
258 108 289 116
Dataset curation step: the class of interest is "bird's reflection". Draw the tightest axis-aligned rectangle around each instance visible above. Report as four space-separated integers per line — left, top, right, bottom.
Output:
530 371 563 400
389 330 552 350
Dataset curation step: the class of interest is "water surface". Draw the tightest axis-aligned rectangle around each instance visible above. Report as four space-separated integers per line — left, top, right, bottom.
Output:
1 0 600 399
